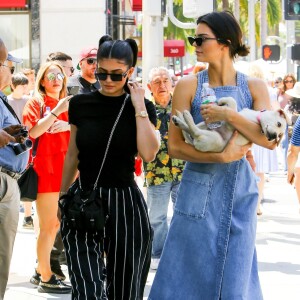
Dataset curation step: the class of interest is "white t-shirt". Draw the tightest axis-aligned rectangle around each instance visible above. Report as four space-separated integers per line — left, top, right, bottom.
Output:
7 94 30 122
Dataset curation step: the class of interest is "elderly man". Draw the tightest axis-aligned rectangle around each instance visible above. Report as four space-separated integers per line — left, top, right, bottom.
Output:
0 38 29 300
68 46 100 94
144 67 185 270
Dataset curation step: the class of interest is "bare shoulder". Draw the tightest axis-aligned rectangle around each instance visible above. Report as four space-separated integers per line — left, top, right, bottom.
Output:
247 77 268 95
173 74 198 106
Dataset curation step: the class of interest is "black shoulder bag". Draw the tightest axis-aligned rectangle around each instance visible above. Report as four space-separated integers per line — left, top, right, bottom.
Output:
59 94 129 233
17 104 43 202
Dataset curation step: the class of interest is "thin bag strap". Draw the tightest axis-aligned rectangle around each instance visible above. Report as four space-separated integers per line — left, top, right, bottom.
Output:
79 94 130 190
31 103 44 161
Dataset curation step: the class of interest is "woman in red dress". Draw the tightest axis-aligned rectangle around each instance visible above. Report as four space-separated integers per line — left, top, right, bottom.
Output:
23 61 72 293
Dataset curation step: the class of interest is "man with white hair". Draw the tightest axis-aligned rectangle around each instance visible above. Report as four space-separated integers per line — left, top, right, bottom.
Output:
144 66 185 270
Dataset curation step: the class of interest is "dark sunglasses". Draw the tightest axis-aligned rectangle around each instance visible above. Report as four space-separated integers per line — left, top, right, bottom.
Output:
95 69 129 82
85 58 97 65
62 66 75 74
188 36 227 47
284 80 293 83
0 63 15 74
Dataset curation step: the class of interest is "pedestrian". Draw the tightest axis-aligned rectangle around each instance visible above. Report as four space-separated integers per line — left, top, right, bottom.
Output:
247 63 279 215
278 73 297 172
22 61 72 293
21 68 35 96
45 50 76 280
144 66 185 270
7 72 34 227
68 46 100 93
46 51 74 78
0 38 29 300
149 11 275 299
287 82 300 212
59 35 159 299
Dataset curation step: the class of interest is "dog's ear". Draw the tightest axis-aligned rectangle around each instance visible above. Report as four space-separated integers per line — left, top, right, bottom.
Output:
278 109 292 126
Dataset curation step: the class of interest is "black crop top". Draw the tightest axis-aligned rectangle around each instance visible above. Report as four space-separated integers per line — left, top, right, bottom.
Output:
69 91 157 189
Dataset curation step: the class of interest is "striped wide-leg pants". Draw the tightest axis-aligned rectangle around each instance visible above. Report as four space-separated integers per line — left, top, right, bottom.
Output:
61 185 152 300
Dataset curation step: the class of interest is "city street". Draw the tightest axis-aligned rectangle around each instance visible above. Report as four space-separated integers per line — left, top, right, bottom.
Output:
4 170 300 300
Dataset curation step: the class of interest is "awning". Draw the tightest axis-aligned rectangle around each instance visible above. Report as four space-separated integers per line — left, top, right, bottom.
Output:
130 0 142 11
164 40 185 57
0 0 26 8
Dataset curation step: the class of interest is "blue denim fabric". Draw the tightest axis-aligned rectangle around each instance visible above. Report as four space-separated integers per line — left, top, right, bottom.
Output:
147 181 180 258
149 71 263 300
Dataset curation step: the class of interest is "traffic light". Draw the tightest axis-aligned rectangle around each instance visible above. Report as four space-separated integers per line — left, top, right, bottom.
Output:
291 44 300 60
284 0 300 20
262 45 280 61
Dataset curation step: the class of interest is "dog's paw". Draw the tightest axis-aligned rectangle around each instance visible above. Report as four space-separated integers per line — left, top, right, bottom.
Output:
217 97 237 109
172 115 179 126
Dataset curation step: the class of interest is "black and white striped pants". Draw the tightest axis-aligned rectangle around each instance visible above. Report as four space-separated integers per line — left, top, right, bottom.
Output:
61 185 152 300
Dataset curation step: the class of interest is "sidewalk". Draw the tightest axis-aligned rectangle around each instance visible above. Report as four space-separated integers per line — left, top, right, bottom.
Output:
4 171 300 299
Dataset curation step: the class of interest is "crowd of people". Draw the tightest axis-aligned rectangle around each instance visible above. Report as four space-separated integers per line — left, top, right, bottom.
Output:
1 9 300 300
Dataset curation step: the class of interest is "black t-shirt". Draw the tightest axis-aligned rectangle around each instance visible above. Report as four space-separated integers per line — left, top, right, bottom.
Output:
68 75 100 94
69 91 156 189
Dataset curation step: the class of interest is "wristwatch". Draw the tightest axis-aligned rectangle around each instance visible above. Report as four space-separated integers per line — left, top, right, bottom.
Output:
135 111 148 118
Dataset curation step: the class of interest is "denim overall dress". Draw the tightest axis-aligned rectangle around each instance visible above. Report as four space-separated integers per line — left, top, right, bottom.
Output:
149 70 263 300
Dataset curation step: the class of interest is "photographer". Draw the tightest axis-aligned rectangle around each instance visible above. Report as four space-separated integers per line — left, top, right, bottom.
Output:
0 38 29 300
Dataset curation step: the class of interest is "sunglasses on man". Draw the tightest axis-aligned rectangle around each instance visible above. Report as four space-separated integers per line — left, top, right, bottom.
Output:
95 69 129 82
0 63 15 74
62 66 75 74
187 36 228 47
85 58 97 65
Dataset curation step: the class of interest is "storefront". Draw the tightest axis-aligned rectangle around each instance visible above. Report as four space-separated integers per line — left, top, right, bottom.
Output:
0 0 32 69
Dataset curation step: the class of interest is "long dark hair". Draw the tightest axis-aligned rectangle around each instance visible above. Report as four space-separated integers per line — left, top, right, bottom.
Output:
97 35 138 94
197 11 250 58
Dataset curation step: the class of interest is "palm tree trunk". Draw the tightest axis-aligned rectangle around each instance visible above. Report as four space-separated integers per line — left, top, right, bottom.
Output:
260 0 267 47
234 0 240 22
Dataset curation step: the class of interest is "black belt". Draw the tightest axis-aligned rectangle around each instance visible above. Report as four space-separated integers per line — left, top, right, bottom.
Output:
0 166 22 180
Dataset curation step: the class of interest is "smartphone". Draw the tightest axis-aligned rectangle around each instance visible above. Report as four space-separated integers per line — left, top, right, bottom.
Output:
67 86 79 96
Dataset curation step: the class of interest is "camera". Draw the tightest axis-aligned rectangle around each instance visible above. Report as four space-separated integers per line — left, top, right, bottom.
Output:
9 128 33 155
10 139 33 155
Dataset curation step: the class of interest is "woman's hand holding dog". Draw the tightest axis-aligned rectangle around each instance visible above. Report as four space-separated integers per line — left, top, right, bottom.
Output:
201 103 231 124
220 131 252 163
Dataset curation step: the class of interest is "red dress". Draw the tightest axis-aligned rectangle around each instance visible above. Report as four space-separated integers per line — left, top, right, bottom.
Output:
23 95 70 193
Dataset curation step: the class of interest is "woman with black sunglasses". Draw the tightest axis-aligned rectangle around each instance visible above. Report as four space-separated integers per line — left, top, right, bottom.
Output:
278 73 297 172
59 35 159 299
149 11 275 300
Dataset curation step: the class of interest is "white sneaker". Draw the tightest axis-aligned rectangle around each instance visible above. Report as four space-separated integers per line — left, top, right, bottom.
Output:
150 258 160 270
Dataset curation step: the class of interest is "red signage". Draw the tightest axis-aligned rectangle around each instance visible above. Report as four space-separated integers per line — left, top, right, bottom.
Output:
164 40 185 57
0 0 26 8
130 0 142 11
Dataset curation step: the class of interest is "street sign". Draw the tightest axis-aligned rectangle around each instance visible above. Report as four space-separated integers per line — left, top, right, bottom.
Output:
262 45 280 61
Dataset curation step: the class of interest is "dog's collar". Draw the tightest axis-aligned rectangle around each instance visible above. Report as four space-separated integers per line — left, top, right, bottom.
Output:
256 110 266 124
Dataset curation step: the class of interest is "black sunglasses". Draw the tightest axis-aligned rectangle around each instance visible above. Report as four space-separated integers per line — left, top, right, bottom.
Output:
187 36 227 47
62 66 75 73
85 58 97 65
95 69 129 82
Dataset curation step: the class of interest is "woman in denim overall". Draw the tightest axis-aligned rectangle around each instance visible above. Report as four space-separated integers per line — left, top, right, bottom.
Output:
149 11 275 300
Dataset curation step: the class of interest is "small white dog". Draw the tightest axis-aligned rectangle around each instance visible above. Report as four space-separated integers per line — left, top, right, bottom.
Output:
172 97 291 153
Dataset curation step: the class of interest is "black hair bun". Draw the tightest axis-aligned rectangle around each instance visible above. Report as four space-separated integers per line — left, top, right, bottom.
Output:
99 35 113 47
